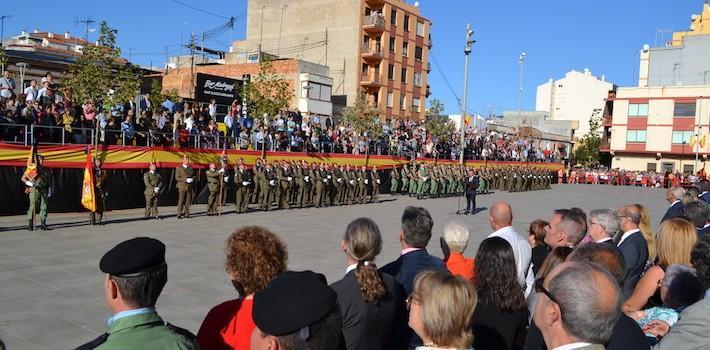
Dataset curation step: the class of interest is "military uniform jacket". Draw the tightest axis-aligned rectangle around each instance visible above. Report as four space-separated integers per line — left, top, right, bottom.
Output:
356 170 367 186
143 171 162 196
264 169 278 187
27 167 50 192
205 169 221 192
278 167 292 187
371 170 380 185
391 168 400 180
94 168 107 191
175 166 195 191
234 169 248 188
76 311 198 350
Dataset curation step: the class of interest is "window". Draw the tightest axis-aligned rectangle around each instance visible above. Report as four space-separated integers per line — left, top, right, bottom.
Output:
416 21 425 36
304 83 331 102
307 84 321 100
401 68 407 83
683 164 695 174
413 72 422 86
400 95 405 110
404 15 410 31
388 64 395 80
390 9 397 25
646 163 657 172
387 92 393 108
674 102 696 117
402 42 408 57
412 97 421 112
626 130 647 143
415 46 423 61
389 36 395 53
672 131 693 144
628 103 649 117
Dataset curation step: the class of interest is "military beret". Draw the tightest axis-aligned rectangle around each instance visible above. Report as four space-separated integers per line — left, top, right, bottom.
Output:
252 270 336 336
100 237 166 277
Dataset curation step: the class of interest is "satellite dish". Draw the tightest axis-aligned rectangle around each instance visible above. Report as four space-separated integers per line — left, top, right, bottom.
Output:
642 44 650 52
414 1 419 7
691 14 698 21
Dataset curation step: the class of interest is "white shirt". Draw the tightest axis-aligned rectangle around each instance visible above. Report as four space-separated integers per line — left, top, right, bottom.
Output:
551 343 593 350
670 200 681 208
24 86 38 101
346 263 357 275
489 226 532 288
617 229 640 247
595 237 613 244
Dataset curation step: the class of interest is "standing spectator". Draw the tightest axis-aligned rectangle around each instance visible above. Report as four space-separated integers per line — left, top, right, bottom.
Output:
533 262 621 350
121 114 136 145
24 80 38 102
330 218 405 350
198 226 287 350
0 71 15 100
440 221 475 280
408 271 477 350
472 237 529 350
528 220 549 277
682 200 710 236
544 209 586 249
588 209 620 246
208 99 217 120
634 203 657 263
617 205 650 300
661 187 685 223
623 218 697 313
488 202 532 289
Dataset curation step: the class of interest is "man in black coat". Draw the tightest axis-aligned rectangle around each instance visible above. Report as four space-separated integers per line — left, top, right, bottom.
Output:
661 186 685 223
616 205 650 299
683 200 710 237
464 168 479 215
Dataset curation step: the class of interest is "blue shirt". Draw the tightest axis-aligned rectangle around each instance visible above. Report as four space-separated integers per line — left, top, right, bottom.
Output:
107 307 155 326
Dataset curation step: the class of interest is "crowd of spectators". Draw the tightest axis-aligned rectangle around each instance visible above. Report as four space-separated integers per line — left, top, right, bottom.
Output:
61 179 710 350
564 168 708 188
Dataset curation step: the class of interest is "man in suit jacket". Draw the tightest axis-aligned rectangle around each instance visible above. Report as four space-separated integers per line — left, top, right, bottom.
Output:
661 186 686 222
588 209 620 247
697 179 710 203
464 168 479 215
380 206 446 349
683 200 710 237
616 205 650 299
175 155 195 219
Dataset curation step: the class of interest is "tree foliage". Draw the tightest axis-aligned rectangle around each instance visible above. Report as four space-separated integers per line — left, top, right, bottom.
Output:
149 79 180 110
573 108 603 167
425 99 455 156
63 21 140 107
342 92 383 154
242 59 292 119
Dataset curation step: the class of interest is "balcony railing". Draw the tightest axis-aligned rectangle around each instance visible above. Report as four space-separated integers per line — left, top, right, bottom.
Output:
361 45 383 60
360 72 382 87
363 15 385 31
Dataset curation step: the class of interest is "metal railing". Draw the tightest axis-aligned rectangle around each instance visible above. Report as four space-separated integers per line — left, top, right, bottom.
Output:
363 15 386 29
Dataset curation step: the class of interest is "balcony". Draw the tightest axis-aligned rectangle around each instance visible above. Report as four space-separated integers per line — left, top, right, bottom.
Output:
364 0 385 8
428 34 433 49
363 15 385 34
426 62 431 73
360 72 383 89
361 45 383 62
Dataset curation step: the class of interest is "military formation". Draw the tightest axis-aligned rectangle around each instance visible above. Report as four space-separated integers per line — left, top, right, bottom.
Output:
486 166 554 192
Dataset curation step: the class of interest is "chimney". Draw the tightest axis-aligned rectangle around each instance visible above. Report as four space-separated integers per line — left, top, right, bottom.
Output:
65 31 70 39
583 68 590 75
47 32 54 38
33 29 39 33
601 74 606 82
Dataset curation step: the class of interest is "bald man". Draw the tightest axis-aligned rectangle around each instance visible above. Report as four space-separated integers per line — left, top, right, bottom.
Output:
534 261 621 350
489 202 532 290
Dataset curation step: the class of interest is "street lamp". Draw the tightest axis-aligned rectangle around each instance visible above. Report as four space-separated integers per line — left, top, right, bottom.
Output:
517 52 526 121
459 24 475 164
16 62 28 93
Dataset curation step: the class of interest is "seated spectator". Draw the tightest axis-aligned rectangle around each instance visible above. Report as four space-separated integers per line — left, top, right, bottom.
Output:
197 226 287 350
250 270 342 350
331 217 405 350
408 271 477 350
533 261 621 350
682 200 710 236
528 220 549 276
629 264 704 345
75 237 198 349
472 237 529 350
624 217 697 313
440 221 475 280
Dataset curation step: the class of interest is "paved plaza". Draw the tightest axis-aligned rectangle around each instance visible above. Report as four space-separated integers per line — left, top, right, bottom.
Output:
0 184 667 349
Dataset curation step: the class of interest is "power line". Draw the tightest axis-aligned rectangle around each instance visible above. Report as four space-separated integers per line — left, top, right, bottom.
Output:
430 51 461 107
170 0 231 20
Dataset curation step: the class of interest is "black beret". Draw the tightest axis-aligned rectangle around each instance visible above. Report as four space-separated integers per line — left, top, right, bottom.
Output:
100 237 166 277
252 270 336 336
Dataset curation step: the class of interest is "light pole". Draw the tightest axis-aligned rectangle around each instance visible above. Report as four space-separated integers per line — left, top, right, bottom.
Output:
16 62 27 91
517 52 526 120
459 24 475 164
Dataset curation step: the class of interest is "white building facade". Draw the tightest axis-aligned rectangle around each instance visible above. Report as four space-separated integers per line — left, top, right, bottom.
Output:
536 69 614 137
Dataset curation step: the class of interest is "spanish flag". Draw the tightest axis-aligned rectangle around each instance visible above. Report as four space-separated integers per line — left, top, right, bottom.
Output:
80 146 96 212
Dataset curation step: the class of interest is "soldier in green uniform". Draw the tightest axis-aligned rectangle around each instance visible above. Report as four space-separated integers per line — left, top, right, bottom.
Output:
143 163 162 220
205 162 221 216
251 158 263 204
370 165 381 203
75 237 198 350
343 164 355 205
390 165 400 195
357 165 368 204
438 165 447 197
313 163 328 208
22 155 50 231
331 164 343 206
175 155 195 219
401 164 410 195
262 163 277 211
307 162 317 206
408 163 419 195
234 162 251 214
429 165 439 197
276 161 292 209
293 161 306 208
417 163 430 199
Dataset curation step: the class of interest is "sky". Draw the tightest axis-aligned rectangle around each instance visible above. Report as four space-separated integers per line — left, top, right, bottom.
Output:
0 0 704 115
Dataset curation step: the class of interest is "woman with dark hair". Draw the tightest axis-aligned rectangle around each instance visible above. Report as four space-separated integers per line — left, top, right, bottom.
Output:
330 217 405 350
472 237 529 350
197 226 288 350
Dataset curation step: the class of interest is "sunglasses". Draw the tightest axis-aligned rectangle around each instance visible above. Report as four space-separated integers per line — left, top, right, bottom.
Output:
535 278 560 305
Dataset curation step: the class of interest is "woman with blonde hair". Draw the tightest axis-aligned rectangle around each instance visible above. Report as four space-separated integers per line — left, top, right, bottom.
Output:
409 270 477 350
623 217 697 313
633 203 656 262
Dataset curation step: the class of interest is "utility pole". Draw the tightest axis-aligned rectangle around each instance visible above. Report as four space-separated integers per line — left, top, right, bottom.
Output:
459 24 475 164
277 5 287 58
190 33 196 99
164 46 169 73
75 17 95 42
517 52 526 121
325 28 328 66
0 14 11 48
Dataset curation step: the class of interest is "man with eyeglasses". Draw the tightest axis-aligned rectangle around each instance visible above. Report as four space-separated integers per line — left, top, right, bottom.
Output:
533 261 621 350
587 209 620 247
616 205 649 300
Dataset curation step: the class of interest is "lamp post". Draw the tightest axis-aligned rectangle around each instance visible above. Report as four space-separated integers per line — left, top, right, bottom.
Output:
459 24 475 164
16 62 27 92
517 52 526 121
681 140 686 174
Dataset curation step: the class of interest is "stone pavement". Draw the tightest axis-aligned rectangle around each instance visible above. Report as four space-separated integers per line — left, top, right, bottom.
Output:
0 184 666 349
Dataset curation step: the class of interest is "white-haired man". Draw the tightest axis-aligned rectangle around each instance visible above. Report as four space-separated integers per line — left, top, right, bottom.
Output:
661 186 685 223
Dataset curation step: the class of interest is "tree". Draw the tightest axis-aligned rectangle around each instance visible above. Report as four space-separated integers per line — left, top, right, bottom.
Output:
0 47 7 72
573 108 603 166
64 21 139 108
341 92 383 156
149 79 180 110
425 99 455 159
242 59 292 119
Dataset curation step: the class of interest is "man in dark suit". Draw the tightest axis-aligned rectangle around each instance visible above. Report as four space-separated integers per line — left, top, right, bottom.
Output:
464 168 479 215
588 209 620 247
697 180 709 203
616 205 649 299
661 187 685 222
381 206 446 349
683 200 710 237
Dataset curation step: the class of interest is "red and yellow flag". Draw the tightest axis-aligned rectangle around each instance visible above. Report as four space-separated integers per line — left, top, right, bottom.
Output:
80 147 96 212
